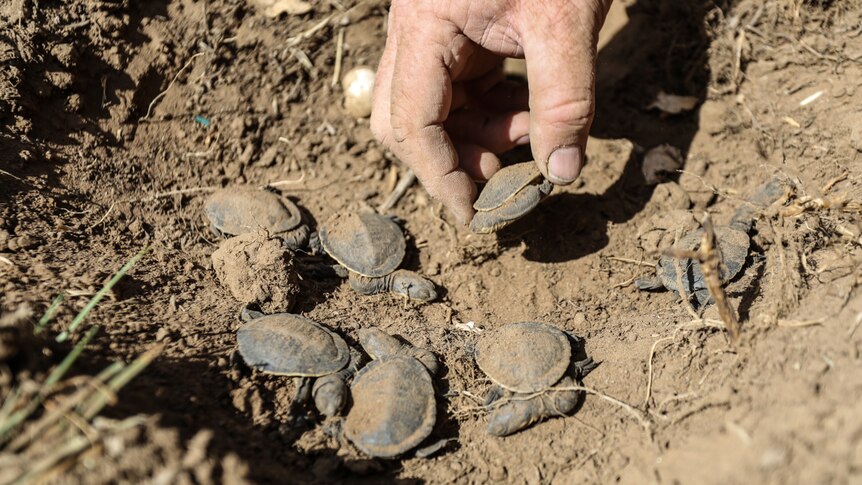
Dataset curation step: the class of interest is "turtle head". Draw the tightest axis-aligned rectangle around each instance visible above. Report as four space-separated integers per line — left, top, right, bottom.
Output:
389 270 438 302
312 374 348 417
357 327 405 360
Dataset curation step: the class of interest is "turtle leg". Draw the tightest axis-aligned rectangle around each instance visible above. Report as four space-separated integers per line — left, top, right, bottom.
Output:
209 223 227 239
572 357 599 379
307 231 325 255
693 289 713 307
288 377 313 419
311 349 362 417
281 224 311 251
239 305 265 322
483 385 506 407
485 376 580 437
634 276 665 291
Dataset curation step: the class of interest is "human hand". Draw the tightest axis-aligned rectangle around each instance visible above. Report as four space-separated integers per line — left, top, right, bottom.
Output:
371 0 612 224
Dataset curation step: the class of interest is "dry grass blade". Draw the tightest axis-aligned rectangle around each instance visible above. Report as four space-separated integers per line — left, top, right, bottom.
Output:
662 215 741 345
7 362 124 452
34 294 65 335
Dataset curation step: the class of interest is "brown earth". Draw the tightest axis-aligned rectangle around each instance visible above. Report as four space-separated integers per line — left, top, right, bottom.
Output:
2 0 862 483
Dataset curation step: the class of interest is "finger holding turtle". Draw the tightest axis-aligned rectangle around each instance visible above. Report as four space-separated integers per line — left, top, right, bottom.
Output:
470 161 553 234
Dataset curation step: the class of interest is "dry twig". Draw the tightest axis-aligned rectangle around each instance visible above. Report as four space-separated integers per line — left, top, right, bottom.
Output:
662 215 741 345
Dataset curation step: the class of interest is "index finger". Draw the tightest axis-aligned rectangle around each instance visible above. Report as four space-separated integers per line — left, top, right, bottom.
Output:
388 22 477 224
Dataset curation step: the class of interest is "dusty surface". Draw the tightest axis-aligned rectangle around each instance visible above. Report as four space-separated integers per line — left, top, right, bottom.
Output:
212 231 300 313
2 0 862 483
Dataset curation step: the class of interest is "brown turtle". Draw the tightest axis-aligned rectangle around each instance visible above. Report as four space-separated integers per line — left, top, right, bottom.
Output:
236 311 360 417
344 328 439 458
475 322 596 436
470 162 553 234
205 187 310 250
318 212 437 302
635 176 787 305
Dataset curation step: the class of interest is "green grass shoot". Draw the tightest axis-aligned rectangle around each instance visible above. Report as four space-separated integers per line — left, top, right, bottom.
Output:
56 245 149 342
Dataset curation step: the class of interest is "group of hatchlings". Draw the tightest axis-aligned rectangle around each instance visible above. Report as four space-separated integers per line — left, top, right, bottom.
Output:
203 158 786 458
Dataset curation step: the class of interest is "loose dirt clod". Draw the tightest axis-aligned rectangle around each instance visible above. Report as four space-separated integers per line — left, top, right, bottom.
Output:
211 232 300 313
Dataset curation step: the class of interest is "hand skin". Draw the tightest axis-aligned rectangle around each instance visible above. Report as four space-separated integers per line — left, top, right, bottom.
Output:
371 0 613 224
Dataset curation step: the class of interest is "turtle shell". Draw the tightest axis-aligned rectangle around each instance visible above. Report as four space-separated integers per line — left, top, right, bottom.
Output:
205 188 302 236
476 322 571 393
474 162 543 212
344 356 436 458
237 313 350 377
656 225 750 292
318 212 406 277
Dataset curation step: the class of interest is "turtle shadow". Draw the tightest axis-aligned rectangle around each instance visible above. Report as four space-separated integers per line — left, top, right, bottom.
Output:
729 253 768 323
496 148 648 263
492 0 712 263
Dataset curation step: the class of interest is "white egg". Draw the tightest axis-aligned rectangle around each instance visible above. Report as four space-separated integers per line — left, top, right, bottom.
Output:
342 66 375 118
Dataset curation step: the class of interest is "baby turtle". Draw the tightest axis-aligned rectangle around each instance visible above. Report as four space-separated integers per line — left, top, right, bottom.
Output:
635 176 786 305
204 187 311 250
475 322 595 436
470 162 553 234
318 212 437 302
237 311 360 417
344 328 439 458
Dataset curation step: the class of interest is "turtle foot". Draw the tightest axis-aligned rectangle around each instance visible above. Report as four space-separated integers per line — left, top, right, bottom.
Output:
634 277 665 291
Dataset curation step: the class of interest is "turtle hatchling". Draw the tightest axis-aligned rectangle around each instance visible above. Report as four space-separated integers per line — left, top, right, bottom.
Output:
635 176 787 305
470 162 553 234
236 311 360 417
318 212 438 302
475 322 595 436
205 187 311 250
344 328 439 458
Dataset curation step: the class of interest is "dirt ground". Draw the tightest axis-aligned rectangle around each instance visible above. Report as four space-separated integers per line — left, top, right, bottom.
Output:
2 0 862 483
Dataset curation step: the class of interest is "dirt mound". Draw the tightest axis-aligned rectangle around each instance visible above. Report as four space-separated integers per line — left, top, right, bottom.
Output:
212 232 300 313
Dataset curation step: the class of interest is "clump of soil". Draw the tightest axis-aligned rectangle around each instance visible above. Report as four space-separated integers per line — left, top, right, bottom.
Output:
211 232 300 313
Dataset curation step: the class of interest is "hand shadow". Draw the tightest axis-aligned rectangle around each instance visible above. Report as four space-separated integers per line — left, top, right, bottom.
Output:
497 0 712 263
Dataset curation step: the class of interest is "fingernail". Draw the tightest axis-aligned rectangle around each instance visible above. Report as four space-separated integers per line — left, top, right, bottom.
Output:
515 135 530 145
548 146 582 184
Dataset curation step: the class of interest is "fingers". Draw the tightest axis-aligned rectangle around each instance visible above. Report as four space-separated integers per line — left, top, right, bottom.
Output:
477 80 530 113
370 12 398 147
520 1 605 184
388 22 477 224
454 143 502 181
445 110 530 153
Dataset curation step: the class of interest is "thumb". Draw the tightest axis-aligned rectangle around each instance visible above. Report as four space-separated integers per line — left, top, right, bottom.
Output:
520 2 605 184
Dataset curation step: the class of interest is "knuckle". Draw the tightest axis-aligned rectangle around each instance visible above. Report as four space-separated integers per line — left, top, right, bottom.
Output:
537 93 595 131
